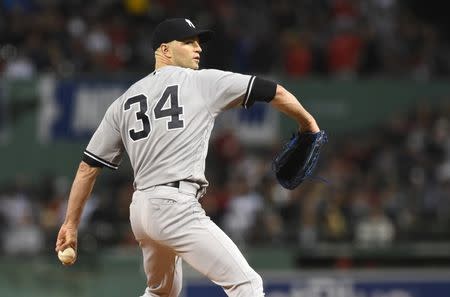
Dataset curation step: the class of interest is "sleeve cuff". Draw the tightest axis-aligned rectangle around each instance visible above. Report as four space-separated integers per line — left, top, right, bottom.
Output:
83 150 119 170
242 76 276 109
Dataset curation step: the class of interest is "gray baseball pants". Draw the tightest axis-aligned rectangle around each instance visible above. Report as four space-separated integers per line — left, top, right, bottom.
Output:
129 182 264 297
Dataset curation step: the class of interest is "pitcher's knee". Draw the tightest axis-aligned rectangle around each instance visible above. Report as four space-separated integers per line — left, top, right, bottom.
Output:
249 272 264 296
228 270 264 297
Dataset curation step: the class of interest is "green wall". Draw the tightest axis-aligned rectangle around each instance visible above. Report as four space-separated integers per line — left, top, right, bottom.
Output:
1 78 449 183
280 79 450 138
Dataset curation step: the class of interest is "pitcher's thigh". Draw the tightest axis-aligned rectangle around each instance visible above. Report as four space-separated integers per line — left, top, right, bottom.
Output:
140 239 183 297
176 218 264 297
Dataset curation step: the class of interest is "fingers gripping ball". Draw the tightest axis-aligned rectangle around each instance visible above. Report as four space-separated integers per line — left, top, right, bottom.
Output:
58 247 76 265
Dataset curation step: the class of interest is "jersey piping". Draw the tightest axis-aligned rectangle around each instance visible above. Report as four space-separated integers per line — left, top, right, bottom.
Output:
243 76 256 109
83 150 119 170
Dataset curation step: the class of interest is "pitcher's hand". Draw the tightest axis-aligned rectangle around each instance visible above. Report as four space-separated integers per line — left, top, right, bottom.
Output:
55 223 78 256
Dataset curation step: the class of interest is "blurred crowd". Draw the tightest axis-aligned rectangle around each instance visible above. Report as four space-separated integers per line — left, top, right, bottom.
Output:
0 0 449 256
204 100 450 248
1 0 449 79
0 100 449 255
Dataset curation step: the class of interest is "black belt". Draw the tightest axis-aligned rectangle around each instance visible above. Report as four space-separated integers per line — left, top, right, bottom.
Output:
163 181 180 188
158 181 205 198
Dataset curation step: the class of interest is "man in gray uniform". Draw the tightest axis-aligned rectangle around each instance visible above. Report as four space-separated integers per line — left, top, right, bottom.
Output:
56 18 320 297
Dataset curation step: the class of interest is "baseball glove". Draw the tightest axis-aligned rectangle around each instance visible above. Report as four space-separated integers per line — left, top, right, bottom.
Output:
272 130 328 189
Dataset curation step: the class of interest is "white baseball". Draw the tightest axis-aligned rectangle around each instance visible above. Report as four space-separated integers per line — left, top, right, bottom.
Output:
58 247 76 264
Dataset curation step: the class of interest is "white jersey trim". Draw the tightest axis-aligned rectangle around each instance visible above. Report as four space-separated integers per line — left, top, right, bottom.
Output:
243 76 256 109
84 150 119 170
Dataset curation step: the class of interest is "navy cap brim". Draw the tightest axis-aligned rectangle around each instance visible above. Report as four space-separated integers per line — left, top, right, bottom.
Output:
159 29 214 48
186 29 214 43
152 18 214 50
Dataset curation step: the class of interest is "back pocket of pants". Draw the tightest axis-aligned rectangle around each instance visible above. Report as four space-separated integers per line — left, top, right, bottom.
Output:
149 198 177 211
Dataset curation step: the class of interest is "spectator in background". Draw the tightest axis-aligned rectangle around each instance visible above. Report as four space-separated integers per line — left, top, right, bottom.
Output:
358 23 383 76
327 23 363 78
251 175 286 244
223 175 264 245
104 14 132 72
211 129 244 186
298 183 328 247
281 31 313 77
321 190 350 242
355 204 395 248
3 51 35 78
85 22 112 72
2 211 44 255
0 178 44 255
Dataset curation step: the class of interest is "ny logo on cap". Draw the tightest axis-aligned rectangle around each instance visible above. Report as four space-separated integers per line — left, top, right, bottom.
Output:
185 19 195 28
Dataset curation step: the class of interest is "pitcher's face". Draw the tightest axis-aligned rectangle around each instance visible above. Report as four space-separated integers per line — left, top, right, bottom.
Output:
169 37 202 70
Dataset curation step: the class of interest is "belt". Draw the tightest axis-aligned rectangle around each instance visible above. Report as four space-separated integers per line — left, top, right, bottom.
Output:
164 181 180 188
160 180 205 198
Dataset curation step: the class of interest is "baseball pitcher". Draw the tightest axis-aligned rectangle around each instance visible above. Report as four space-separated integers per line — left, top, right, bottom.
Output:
55 18 320 297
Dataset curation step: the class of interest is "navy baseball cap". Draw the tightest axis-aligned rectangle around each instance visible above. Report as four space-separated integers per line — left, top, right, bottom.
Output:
152 18 214 51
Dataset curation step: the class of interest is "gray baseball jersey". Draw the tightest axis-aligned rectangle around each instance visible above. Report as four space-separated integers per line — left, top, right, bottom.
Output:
83 65 255 190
